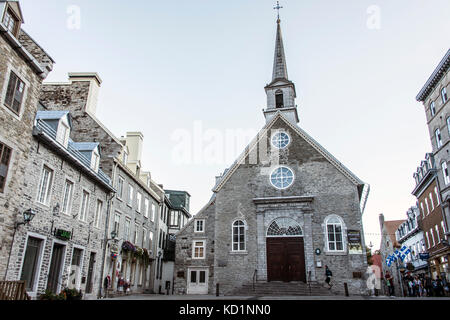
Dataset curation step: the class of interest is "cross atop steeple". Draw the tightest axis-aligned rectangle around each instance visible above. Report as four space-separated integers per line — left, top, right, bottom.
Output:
273 1 283 23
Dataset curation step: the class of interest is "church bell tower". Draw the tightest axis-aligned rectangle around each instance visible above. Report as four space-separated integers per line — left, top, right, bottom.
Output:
263 11 299 124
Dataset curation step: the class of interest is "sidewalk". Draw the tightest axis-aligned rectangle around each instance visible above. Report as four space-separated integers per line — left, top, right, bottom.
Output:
102 294 450 300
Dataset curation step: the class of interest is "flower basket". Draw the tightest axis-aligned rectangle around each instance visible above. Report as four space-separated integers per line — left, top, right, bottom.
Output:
134 246 144 259
121 241 136 253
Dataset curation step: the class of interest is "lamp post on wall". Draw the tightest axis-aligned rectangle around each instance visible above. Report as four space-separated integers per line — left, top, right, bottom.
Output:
4 209 37 280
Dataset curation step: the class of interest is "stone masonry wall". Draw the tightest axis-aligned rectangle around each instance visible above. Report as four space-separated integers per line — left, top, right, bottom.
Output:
5 136 110 299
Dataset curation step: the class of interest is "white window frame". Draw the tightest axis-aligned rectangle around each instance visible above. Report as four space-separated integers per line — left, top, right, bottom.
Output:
56 118 70 148
425 198 430 215
429 193 434 211
443 162 450 185
325 215 346 252
430 101 436 116
435 187 441 205
136 192 142 213
124 217 131 241
192 240 206 259
127 184 134 207
116 176 124 200
134 223 139 244
194 219 205 233
94 199 103 229
435 128 443 148
79 190 90 222
36 165 53 206
61 178 74 215
447 117 450 136
144 198 149 218
442 87 448 104
91 149 100 172
142 227 148 248
113 212 121 237
430 228 435 247
436 225 441 244
232 220 246 252
151 203 156 222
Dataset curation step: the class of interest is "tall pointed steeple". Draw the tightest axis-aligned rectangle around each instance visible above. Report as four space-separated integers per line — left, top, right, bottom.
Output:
272 19 288 81
263 11 299 125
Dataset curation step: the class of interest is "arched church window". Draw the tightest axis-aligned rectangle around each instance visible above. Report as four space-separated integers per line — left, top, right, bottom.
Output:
271 131 290 149
326 216 344 252
270 166 294 189
267 218 302 237
275 90 284 108
232 220 246 251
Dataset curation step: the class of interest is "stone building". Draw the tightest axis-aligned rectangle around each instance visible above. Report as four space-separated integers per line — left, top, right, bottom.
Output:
412 153 449 281
174 18 370 296
5 109 114 299
378 214 405 296
0 0 54 281
39 73 164 295
416 49 450 241
394 206 427 276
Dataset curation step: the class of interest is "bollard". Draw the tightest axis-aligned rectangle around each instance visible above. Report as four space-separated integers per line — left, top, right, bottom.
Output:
344 282 349 296
216 283 220 297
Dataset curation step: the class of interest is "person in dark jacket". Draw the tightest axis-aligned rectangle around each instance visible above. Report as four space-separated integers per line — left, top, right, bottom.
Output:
325 265 333 289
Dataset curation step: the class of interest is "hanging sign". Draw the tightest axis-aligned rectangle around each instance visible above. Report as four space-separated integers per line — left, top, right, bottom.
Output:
347 230 363 254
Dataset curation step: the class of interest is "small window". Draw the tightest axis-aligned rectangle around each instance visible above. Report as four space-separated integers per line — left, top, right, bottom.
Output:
192 240 206 259
134 223 139 244
194 219 205 233
144 198 149 218
116 176 124 200
0 142 12 193
430 228 435 247
79 190 90 222
271 131 290 149
142 228 147 248
424 198 429 215
2 9 19 35
127 184 134 206
232 220 246 251
435 128 442 148
442 87 448 104
56 121 70 147
275 90 284 108
61 179 74 215
125 218 131 241
436 225 441 244
430 101 436 116
447 117 450 136
270 166 294 189
429 193 434 211
94 200 103 228
136 192 142 213
442 162 450 185
326 217 344 252
91 150 100 172
122 151 128 164
4 71 25 115
37 165 53 205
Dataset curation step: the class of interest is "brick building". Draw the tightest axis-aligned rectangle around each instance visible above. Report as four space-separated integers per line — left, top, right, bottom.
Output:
0 0 54 281
174 18 370 296
416 49 450 245
412 154 449 281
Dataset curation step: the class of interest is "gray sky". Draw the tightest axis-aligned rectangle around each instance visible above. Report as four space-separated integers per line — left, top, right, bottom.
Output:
20 0 450 249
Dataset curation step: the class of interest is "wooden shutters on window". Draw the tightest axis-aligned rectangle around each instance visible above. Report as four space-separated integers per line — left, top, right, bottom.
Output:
0 142 12 192
4 71 25 114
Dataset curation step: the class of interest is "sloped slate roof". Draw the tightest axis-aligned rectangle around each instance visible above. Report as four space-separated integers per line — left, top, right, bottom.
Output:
36 110 72 128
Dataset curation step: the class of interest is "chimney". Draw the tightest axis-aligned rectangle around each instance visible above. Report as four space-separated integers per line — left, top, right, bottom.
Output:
125 132 144 175
68 72 102 115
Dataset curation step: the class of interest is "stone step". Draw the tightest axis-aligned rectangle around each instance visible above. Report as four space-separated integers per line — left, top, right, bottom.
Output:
228 281 336 296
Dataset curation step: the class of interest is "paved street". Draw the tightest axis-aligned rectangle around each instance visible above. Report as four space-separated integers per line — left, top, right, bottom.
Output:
103 294 450 300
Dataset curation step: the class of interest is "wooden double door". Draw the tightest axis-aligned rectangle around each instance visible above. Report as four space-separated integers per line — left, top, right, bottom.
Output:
266 237 306 282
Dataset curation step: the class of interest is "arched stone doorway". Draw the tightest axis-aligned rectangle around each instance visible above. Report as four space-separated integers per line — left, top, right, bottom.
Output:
266 217 306 282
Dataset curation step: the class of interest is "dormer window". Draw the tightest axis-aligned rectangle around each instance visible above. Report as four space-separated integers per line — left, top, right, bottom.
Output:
91 149 100 172
122 150 128 165
275 90 284 108
56 120 70 148
3 8 19 36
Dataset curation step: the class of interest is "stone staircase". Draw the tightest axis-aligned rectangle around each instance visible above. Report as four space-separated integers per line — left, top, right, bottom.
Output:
228 281 336 297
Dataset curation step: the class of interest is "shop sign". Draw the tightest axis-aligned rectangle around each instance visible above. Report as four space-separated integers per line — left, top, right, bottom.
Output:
55 228 71 241
419 253 430 261
347 230 362 254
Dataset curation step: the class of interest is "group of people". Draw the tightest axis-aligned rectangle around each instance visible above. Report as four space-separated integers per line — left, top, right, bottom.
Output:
117 275 131 295
385 270 449 297
404 273 448 297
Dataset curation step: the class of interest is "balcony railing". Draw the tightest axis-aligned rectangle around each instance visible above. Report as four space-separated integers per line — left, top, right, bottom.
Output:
34 119 112 187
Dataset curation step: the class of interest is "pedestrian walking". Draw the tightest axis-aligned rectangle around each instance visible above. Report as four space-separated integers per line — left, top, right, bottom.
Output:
325 265 333 289
413 276 422 297
425 275 433 297
385 271 395 296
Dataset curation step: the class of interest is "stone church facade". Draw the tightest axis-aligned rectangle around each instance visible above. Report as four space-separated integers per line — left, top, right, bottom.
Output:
174 18 370 296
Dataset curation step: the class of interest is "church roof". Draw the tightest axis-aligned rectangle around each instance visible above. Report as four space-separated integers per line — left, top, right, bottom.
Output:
212 111 368 210
272 19 288 82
